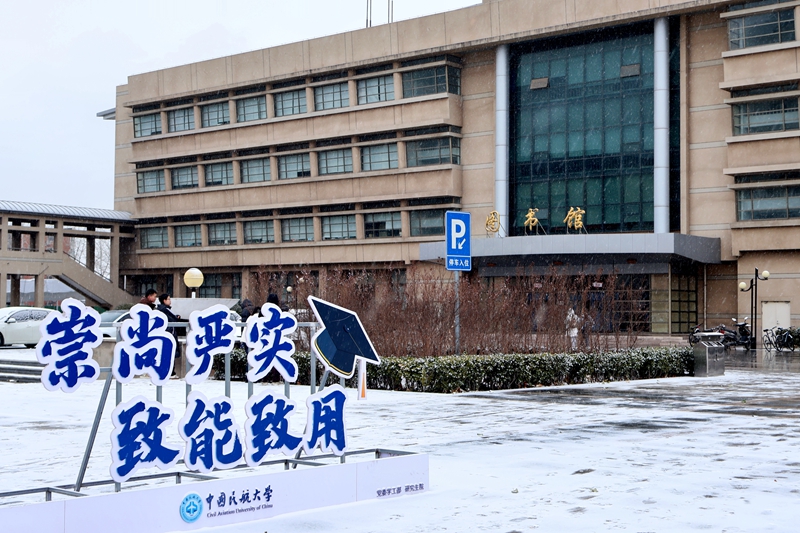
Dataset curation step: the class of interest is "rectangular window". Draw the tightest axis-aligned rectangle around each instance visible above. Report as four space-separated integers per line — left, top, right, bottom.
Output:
318 149 353 175
137 170 165 193
402 66 460 98
410 209 446 236
361 143 398 171
240 158 271 183
140 227 168 249
406 137 461 167
281 218 315 242
278 153 311 179
729 9 795 49
208 222 236 245
167 108 194 132
737 185 800 220
322 215 356 240
314 83 349 110
171 166 198 189
357 75 395 104
236 96 267 122
175 225 202 247
244 220 274 243
274 89 307 117
199 274 221 298
733 97 799 134
201 102 230 127
133 113 161 137
205 162 234 186
364 212 401 238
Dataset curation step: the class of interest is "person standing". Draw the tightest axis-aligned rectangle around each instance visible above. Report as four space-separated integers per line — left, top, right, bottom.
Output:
157 293 183 378
139 288 158 309
157 294 182 334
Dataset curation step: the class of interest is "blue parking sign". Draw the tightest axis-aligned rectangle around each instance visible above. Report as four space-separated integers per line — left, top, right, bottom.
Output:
446 211 471 272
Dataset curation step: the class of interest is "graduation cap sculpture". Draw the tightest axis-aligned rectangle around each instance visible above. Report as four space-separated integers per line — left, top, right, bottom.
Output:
308 296 380 379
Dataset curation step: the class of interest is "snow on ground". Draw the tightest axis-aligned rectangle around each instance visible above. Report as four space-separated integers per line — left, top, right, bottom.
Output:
1 346 800 532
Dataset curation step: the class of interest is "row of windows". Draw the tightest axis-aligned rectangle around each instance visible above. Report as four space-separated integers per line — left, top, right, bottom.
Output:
139 210 445 249
132 66 460 138
728 6 795 50
732 96 798 135
135 139 459 193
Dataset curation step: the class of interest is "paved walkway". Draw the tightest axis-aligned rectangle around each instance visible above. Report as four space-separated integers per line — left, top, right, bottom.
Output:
1 347 799 531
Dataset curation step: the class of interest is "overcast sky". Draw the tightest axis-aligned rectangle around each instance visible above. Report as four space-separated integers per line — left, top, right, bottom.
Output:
0 0 478 211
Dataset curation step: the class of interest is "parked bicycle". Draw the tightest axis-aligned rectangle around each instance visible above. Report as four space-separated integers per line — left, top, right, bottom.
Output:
763 326 795 353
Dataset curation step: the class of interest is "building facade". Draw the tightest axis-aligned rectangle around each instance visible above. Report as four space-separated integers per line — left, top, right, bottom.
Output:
109 0 800 338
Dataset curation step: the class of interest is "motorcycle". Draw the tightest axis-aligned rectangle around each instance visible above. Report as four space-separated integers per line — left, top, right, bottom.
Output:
688 324 726 346
720 317 752 349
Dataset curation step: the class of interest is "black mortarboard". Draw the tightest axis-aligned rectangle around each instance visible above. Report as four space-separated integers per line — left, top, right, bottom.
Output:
308 296 380 378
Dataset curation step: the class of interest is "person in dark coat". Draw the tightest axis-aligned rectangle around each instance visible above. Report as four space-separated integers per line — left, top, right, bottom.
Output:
139 288 158 309
157 294 182 336
240 299 255 321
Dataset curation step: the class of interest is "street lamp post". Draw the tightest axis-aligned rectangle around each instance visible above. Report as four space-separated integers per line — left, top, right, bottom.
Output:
739 268 769 349
286 286 293 311
184 268 204 299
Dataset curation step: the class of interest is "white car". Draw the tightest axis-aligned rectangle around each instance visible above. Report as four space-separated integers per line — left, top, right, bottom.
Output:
98 310 131 338
0 307 53 348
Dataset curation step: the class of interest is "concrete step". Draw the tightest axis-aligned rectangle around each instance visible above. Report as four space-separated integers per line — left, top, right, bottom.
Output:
0 364 43 376
0 373 41 384
0 358 45 367
0 359 46 383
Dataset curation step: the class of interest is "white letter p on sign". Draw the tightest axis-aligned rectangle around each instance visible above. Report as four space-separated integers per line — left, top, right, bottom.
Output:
451 219 466 250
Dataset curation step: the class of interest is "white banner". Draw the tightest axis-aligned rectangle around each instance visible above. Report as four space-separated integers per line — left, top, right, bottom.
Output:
1 453 428 533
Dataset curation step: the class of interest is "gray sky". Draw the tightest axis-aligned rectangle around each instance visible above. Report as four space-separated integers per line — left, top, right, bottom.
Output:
0 0 477 210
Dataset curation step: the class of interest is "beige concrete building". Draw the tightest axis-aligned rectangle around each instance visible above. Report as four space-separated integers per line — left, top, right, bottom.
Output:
106 0 800 339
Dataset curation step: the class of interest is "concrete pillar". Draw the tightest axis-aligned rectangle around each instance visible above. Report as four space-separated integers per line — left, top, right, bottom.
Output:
197 164 206 188
310 150 319 178
352 141 362 173
86 231 96 273
266 93 276 119
233 159 242 184
228 100 237 124
193 106 202 130
654 18 671 234
494 44 510 238
397 141 407 169
306 87 315 113
110 227 120 286
241 267 251 302
348 79 358 107
0 271 6 307
393 69 403 99
34 274 45 308
10 275 20 306
0 217 6 251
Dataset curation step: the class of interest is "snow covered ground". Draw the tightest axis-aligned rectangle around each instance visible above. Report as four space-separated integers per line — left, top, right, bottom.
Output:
1 346 800 532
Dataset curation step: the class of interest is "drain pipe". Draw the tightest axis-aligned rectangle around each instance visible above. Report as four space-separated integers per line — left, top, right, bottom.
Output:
654 18 670 234
495 44 509 237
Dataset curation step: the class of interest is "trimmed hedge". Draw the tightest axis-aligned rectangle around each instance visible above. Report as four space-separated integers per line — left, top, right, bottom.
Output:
214 346 694 394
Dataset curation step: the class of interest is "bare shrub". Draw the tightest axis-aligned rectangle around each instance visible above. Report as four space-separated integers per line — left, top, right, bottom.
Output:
295 265 647 358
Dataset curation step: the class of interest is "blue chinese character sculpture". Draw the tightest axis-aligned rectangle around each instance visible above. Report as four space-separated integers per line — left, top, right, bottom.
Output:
303 384 348 456
243 303 298 383
36 298 102 392
110 396 181 482
185 304 237 385
179 391 244 472
244 390 302 465
113 304 176 386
